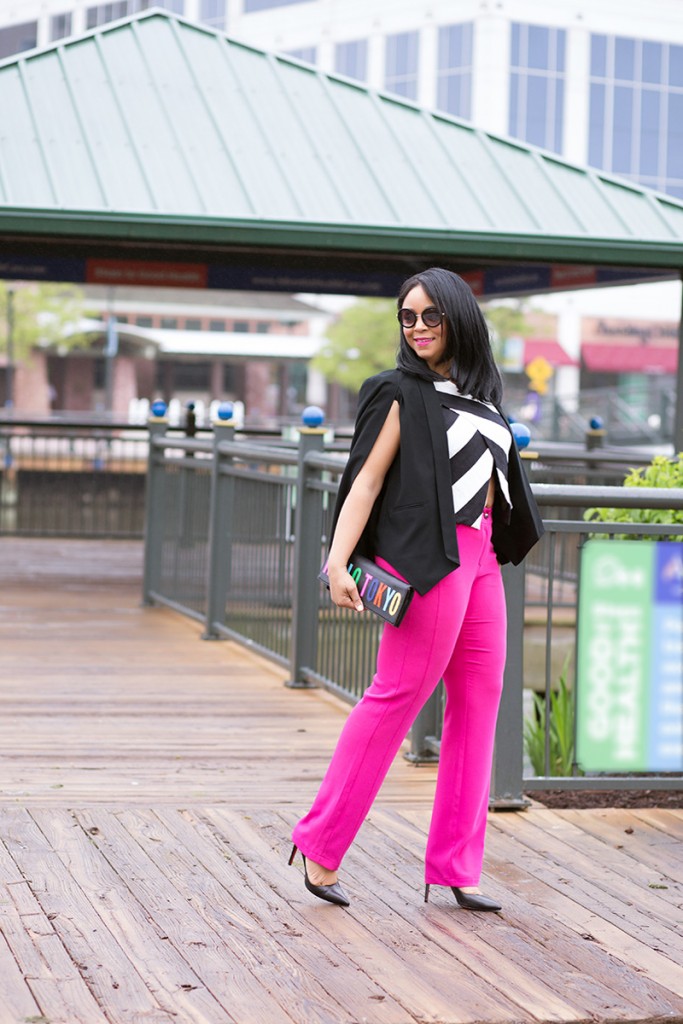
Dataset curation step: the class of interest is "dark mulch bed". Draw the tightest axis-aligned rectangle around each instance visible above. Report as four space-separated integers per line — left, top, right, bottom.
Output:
534 789 683 809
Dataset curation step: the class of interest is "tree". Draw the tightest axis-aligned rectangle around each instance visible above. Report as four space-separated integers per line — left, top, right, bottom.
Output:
0 281 89 363
312 299 399 392
481 300 531 363
312 296 542 394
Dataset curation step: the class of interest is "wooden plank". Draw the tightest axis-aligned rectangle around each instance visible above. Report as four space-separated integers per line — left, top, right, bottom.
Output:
344 804 677 1023
72 806 317 1024
1 539 682 1024
486 811 683 997
491 810 683 942
632 807 683 840
160 807 433 1024
485 848 683 1019
392 806 683 1021
122 805 409 1024
6 807 227 1023
0 929 43 1023
0 832 110 1024
558 807 683 884
205 806 557 1024
0 540 437 808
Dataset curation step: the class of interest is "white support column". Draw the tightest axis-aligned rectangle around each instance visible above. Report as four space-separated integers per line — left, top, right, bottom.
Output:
71 6 87 36
367 26 385 90
36 13 50 49
417 22 438 110
226 0 242 34
184 0 201 24
471 13 509 135
563 25 590 164
317 38 335 74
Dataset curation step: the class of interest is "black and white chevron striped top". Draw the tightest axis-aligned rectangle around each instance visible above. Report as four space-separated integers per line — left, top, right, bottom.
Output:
434 380 513 529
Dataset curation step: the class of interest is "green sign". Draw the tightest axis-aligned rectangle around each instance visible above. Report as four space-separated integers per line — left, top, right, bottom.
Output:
576 540 682 773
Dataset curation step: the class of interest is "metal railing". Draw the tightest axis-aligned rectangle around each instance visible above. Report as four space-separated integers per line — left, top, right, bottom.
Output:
0 417 320 539
0 419 155 537
142 417 683 806
524 378 676 445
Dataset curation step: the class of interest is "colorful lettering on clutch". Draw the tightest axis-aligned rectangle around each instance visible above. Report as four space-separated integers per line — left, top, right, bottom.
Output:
319 557 406 621
348 561 404 617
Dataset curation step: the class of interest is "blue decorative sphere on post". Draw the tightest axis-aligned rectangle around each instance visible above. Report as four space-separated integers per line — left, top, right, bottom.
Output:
510 421 531 450
217 401 234 422
150 399 167 419
302 405 325 429
586 414 606 449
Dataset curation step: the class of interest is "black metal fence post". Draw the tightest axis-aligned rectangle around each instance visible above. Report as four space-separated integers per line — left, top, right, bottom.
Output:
142 411 168 605
490 560 528 809
286 425 326 688
203 414 236 639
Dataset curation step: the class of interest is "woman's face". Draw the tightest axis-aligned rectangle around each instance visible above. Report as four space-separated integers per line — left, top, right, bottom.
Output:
399 284 448 375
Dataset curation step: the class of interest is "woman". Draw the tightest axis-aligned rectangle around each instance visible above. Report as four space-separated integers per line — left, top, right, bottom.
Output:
289 268 544 911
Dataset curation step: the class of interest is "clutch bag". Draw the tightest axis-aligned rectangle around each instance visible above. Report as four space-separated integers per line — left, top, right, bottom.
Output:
318 552 414 627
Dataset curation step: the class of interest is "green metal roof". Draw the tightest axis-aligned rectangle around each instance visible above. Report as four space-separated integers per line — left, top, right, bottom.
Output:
1 8 683 270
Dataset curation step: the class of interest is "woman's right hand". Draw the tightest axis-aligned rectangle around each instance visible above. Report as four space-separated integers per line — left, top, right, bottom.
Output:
328 566 364 613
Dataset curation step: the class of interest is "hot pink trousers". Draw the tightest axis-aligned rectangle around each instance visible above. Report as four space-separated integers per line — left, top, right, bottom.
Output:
292 510 506 886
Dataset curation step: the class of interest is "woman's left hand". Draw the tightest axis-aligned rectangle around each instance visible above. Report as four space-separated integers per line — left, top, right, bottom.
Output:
328 565 364 613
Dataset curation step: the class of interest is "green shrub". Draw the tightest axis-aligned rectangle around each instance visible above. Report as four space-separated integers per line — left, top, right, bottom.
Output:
524 656 579 777
584 452 683 540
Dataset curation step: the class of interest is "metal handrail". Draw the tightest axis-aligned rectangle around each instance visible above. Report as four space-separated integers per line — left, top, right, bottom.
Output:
140 422 683 806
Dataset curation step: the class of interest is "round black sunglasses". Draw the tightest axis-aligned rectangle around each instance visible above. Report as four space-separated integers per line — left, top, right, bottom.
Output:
397 306 445 329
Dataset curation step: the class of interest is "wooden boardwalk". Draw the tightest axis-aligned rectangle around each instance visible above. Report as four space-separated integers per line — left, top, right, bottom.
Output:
0 539 682 1024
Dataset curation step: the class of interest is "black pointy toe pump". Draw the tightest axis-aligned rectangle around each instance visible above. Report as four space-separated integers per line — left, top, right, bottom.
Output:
424 883 501 912
289 844 350 907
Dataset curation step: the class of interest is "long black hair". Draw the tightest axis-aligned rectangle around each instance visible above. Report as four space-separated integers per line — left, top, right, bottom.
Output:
395 267 503 405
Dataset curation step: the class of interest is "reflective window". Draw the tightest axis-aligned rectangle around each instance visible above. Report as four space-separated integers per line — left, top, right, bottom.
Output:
667 93 683 179
185 318 202 331
615 37 635 80
86 1 180 28
639 89 660 176
642 41 661 84
0 20 38 58
160 318 178 330
589 33 683 198
670 44 683 87
86 3 128 28
436 22 473 120
612 85 634 174
335 39 368 82
50 13 73 41
509 22 566 153
285 46 317 65
385 31 419 100
244 0 314 11
200 0 226 28
591 34 607 77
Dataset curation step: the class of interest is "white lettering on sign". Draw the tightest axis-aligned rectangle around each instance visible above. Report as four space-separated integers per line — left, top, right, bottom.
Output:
592 555 646 590
585 603 643 761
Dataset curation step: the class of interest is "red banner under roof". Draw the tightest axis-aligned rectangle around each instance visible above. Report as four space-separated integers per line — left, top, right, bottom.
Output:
524 339 577 366
582 343 678 374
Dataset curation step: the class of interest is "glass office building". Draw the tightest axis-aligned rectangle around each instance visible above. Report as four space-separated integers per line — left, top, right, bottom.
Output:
0 0 680 198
